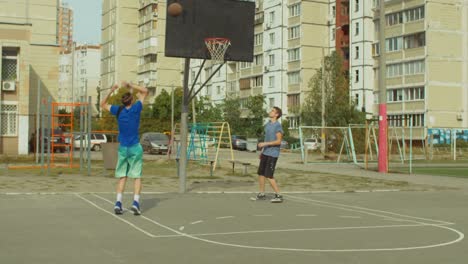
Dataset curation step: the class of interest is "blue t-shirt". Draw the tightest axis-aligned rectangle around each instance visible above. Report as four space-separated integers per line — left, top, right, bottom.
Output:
110 101 143 147
262 120 284 158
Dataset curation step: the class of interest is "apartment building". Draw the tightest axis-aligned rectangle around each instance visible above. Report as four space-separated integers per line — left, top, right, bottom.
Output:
58 2 74 52
101 0 138 92
101 0 182 103
0 0 60 155
59 45 101 109
189 0 330 127
372 0 468 138
137 0 181 100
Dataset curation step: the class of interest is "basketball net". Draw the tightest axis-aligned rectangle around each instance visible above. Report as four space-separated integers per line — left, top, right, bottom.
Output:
204 38 231 62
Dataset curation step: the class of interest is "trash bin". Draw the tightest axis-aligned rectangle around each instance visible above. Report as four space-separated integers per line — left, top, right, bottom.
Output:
102 142 119 169
246 138 258 152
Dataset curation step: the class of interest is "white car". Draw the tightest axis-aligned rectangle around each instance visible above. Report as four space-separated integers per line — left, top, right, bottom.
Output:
74 133 107 151
304 138 321 150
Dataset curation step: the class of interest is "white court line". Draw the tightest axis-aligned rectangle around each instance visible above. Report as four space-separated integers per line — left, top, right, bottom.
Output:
93 194 465 252
296 214 317 217
149 223 431 238
191 220 204 225
75 194 156 238
339 216 362 219
253 214 272 217
284 194 455 225
216 216 234 220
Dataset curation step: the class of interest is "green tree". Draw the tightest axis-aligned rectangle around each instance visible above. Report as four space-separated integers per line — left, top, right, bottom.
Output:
195 96 224 123
301 51 365 127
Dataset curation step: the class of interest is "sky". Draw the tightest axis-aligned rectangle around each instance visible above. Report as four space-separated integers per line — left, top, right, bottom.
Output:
65 0 102 45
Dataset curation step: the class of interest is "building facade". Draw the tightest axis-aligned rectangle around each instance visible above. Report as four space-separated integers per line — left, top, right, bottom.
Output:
0 0 60 155
59 45 101 109
372 0 468 138
58 1 74 52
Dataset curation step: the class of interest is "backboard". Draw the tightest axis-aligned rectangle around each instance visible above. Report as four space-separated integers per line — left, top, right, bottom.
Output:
164 0 255 62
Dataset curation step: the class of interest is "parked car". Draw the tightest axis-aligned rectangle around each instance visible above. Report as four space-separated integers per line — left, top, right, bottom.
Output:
37 128 68 153
304 138 321 150
140 132 169 154
74 133 107 151
231 135 247 150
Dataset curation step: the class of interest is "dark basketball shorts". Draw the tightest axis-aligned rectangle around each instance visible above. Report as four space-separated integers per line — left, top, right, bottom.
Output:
257 154 278 179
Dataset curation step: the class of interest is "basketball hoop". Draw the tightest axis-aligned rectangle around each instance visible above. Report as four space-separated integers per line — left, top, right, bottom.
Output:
204 37 231 62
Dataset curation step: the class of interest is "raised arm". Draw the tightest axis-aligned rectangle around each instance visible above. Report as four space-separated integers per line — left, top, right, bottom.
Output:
100 83 119 112
122 81 148 103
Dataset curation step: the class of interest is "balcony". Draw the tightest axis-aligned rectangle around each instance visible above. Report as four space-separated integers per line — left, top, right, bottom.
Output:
139 46 158 56
254 13 264 25
139 12 157 25
139 0 156 10
138 63 157 73
253 87 262 95
139 29 157 42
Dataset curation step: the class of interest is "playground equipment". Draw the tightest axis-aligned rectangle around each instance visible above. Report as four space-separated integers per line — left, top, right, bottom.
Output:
169 122 234 171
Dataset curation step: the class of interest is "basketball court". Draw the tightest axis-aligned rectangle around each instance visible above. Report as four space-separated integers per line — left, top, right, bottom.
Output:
1 191 467 263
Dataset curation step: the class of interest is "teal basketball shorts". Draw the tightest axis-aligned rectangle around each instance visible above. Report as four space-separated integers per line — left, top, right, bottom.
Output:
115 143 143 178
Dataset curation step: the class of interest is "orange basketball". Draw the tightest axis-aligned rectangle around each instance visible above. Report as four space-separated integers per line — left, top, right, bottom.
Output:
168 2 183 17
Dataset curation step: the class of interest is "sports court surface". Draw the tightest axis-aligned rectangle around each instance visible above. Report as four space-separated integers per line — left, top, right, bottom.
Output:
2 190 467 263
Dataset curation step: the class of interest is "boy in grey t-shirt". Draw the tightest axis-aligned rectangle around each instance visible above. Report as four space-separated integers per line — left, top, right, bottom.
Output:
253 107 284 203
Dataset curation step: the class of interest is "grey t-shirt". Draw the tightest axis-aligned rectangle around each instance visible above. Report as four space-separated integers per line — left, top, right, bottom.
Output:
262 121 284 158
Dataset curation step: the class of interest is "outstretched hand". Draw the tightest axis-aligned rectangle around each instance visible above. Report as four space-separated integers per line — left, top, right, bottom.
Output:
111 83 119 91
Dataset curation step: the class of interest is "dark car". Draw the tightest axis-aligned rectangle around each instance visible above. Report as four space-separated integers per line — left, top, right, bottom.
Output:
36 128 68 153
231 135 247 150
140 132 169 154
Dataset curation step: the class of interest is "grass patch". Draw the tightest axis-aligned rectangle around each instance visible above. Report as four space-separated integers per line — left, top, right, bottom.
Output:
397 167 468 178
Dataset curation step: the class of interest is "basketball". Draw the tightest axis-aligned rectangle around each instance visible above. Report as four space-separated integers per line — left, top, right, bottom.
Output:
168 2 183 17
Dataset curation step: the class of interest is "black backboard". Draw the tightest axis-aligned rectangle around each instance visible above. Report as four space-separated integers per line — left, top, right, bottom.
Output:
165 0 255 62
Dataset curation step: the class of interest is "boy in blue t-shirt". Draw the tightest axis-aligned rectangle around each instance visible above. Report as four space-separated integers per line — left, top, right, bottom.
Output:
253 106 284 203
101 81 148 215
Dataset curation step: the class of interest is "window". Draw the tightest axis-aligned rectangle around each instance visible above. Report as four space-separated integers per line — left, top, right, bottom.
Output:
269 11 275 24
240 62 251 69
385 36 403 52
386 12 403 26
355 70 359 83
254 54 263 66
405 60 425 75
355 22 359 36
287 94 300 108
372 43 380 56
355 0 359 12
254 33 263 46
288 71 300 85
269 98 275 108
217 86 221 95
405 87 425 101
288 25 301 39
253 76 263 87
288 48 300 61
239 78 250 90
404 6 425 22
206 84 212 96
331 28 335 41
269 54 275 66
2 47 19 81
289 3 301 17
387 63 403 77
404 32 425 49
288 116 300 129
269 32 275 45
1 104 18 136
332 6 336 18
269 76 275 88
355 46 360 59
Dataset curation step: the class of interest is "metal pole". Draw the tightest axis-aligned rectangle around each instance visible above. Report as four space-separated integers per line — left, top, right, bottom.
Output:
378 0 388 173
40 99 45 175
71 42 75 104
87 96 92 176
79 97 84 172
321 47 326 154
47 97 51 176
409 115 413 174
171 86 174 134
36 79 40 163
179 58 191 193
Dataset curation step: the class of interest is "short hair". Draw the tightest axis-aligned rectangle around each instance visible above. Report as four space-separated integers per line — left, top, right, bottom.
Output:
273 106 282 119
